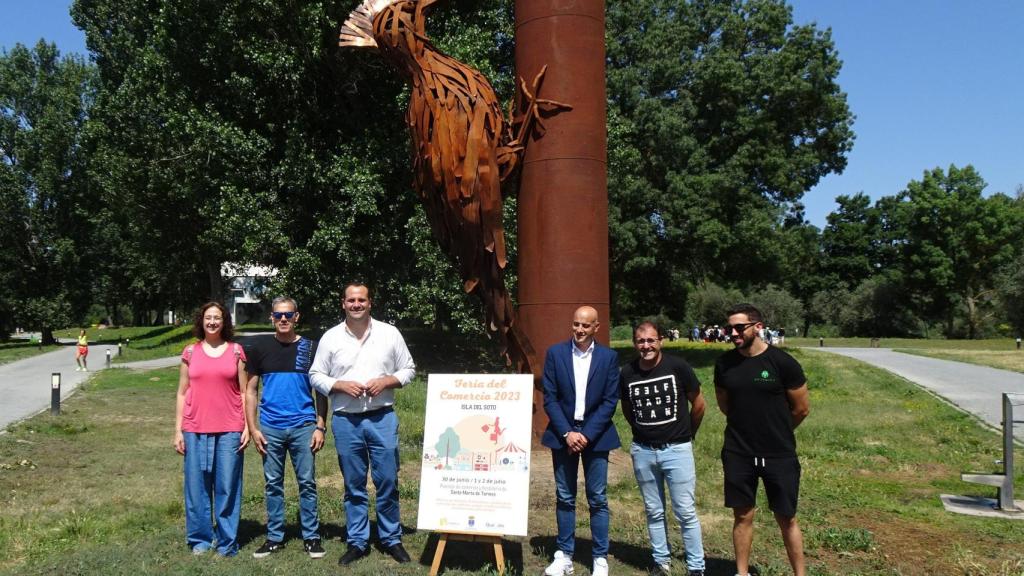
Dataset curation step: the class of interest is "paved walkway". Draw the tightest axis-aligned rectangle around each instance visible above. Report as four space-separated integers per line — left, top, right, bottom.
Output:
804 347 1024 440
0 343 179 432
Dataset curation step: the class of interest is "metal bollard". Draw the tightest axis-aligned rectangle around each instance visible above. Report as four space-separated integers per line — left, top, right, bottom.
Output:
51 373 61 416
819 337 824 347
118 342 122 357
1017 337 1021 350
106 349 111 369
961 393 1023 511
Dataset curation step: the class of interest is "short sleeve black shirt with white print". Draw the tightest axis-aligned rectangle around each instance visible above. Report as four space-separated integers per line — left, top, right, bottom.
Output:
714 345 806 457
620 353 701 444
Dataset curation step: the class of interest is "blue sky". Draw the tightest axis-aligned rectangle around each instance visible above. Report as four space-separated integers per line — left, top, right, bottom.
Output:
3 1 1022 229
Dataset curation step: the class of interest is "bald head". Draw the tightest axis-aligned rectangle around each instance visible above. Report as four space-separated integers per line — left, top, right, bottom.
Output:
571 306 600 351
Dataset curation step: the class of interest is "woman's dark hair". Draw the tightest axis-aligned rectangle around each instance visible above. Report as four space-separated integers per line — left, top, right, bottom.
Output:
192 301 234 341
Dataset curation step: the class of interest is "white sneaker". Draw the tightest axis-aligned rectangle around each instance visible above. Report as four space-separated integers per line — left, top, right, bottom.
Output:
544 550 574 575
592 557 609 576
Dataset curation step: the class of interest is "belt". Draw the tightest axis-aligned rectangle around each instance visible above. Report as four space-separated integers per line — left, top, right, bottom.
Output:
634 440 687 450
573 419 585 426
337 405 394 417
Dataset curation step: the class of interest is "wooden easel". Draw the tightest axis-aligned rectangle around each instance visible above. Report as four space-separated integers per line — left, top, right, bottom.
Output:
429 530 505 576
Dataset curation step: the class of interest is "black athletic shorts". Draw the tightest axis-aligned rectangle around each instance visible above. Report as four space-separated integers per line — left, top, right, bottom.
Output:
722 451 801 517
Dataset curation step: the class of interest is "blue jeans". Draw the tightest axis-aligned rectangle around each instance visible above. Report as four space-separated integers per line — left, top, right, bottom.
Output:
630 441 705 570
261 424 320 542
551 447 610 558
183 431 244 556
332 409 401 549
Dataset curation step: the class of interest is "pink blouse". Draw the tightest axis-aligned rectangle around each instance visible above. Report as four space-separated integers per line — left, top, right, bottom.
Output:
180 342 247 433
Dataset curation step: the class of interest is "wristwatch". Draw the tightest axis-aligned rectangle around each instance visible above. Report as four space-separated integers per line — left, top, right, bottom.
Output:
315 426 327 433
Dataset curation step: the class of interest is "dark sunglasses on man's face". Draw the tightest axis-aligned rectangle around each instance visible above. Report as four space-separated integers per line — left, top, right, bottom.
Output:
272 311 297 320
725 322 757 334
634 337 660 345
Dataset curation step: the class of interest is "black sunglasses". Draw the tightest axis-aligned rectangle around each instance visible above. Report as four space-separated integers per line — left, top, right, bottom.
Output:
633 337 661 345
272 311 297 320
725 322 758 334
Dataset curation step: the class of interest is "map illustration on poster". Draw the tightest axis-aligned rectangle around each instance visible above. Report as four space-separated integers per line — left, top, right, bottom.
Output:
417 374 533 536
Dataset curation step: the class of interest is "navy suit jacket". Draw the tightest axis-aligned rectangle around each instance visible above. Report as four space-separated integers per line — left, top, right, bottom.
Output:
541 339 621 452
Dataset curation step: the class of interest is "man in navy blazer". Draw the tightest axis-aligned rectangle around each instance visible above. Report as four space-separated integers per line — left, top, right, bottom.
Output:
541 306 621 576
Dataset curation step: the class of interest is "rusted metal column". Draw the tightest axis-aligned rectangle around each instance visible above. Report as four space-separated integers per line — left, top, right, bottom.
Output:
515 0 609 439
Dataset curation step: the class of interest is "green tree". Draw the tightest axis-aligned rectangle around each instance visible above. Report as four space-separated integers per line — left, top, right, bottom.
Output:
73 0 513 327
996 253 1024 337
435 427 462 468
0 41 96 342
808 285 849 337
684 282 744 327
837 276 919 337
771 219 824 334
749 284 803 331
820 193 881 286
605 0 854 321
897 165 1017 338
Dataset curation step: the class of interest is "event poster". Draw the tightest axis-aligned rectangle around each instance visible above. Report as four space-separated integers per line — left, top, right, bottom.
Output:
416 374 533 536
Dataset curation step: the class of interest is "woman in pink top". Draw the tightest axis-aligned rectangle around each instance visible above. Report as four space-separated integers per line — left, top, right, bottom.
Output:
173 302 249 556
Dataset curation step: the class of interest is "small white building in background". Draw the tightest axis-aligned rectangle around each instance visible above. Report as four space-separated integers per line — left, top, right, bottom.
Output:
221 263 279 325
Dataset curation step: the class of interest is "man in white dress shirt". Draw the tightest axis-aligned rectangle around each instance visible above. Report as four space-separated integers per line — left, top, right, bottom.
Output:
310 283 416 566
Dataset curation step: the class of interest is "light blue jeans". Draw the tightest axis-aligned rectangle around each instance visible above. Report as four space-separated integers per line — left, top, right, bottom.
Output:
261 423 320 542
183 431 244 556
332 409 402 549
552 446 610 558
630 441 705 571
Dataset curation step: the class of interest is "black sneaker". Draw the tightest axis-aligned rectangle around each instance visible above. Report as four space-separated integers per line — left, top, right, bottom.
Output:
687 571 705 576
647 564 671 576
338 545 369 566
386 543 412 563
252 540 283 558
304 538 326 559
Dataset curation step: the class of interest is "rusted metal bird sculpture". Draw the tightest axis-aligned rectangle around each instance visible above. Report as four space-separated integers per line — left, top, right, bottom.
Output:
339 0 570 374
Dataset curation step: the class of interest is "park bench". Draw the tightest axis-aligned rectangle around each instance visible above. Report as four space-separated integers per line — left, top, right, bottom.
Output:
960 393 1023 513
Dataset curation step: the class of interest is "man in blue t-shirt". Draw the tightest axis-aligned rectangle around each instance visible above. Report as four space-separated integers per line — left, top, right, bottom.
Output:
244 296 328 560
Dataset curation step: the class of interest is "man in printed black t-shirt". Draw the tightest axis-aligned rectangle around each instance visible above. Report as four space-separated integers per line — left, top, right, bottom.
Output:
714 303 810 576
244 297 328 560
620 321 706 576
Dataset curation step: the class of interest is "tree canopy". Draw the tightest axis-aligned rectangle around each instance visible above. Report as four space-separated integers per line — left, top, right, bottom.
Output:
5 1 1019 342
605 0 854 322
1 41 96 342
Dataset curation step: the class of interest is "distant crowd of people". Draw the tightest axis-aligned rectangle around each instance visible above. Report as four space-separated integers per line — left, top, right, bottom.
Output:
679 324 786 346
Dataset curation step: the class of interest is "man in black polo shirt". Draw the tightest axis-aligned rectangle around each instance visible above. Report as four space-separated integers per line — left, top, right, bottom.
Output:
714 303 810 576
620 321 706 576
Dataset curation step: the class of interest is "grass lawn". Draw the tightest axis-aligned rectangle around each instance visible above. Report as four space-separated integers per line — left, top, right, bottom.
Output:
787 337 1023 351
1 343 1023 575
54 325 276 365
0 341 61 367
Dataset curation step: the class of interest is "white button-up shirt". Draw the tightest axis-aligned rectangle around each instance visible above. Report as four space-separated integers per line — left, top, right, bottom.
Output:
572 340 594 421
309 318 416 414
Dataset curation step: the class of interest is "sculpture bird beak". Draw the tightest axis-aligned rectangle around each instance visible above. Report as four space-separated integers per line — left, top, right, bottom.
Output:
339 0 442 48
338 0 394 48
